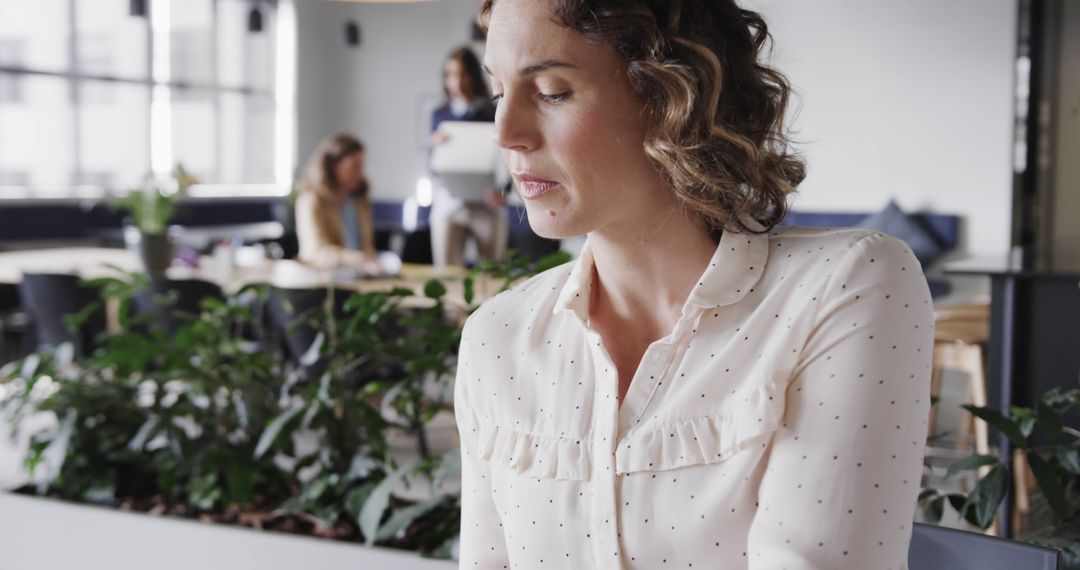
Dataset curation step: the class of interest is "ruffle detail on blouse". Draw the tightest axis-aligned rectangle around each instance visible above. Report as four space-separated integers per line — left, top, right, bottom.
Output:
476 424 592 481
614 380 786 475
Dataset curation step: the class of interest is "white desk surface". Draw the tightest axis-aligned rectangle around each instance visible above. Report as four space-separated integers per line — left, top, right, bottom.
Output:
0 247 491 308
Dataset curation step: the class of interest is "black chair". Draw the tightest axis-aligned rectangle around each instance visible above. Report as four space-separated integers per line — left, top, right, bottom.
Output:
132 277 225 336
0 283 31 365
908 523 1061 570
18 273 107 357
400 228 434 265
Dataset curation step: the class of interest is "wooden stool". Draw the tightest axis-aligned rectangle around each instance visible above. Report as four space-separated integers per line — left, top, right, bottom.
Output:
929 302 1001 533
929 303 991 457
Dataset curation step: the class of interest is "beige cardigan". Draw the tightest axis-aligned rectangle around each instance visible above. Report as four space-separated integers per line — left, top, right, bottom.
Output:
294 191 375 268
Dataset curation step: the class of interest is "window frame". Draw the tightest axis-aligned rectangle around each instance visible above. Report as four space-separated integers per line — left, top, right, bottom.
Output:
0 0 285 198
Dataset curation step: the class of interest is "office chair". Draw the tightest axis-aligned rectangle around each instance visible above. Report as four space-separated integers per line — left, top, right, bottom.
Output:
908 522 1061 570
18 273 106 358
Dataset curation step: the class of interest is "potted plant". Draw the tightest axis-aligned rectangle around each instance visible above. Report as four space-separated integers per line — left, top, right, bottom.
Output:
0 275 467 565
113 164 196 274
0 251 572 566
920 388 1080 567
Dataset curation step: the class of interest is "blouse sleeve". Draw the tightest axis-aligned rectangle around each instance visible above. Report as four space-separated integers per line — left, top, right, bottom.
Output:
746 233 934 569
454 317 511 568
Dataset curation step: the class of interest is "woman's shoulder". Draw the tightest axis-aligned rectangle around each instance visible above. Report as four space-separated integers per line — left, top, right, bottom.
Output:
765 226 920 268
755 226 927 305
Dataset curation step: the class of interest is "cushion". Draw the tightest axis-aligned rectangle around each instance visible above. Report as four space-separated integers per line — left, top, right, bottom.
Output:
857 200 944 266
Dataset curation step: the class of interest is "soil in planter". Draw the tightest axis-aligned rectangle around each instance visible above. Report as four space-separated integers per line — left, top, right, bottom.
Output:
13 486 460 555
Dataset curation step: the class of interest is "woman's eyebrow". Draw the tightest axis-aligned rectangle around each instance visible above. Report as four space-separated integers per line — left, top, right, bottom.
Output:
483 59 579 77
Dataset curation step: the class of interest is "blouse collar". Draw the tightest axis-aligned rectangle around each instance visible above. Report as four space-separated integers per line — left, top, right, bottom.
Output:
554 222 769 322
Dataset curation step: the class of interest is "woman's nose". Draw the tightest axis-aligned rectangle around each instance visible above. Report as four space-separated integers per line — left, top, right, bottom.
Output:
494 94 539 153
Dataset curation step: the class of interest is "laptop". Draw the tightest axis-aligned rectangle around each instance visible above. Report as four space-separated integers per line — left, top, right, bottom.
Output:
430 121 501 202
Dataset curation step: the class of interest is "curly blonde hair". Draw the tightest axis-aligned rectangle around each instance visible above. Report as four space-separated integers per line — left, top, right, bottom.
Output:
479 0 805 235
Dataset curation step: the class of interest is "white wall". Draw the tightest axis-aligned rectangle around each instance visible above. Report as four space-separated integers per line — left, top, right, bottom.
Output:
1051 1 1080 269
294 0 1018 258
294 0 484 201
745 0 1018 258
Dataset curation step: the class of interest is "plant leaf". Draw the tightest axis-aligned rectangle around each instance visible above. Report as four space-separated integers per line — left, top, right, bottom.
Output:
946 493 968 515
1018 417 1037 438
189 471 221 511
926 496 945 524
424 279 447 300
254 405 304 459
1027 450 1070 521
463 277 474 305
299 332 325 368
945 454 1000 479
964 464 1008 529
375 495 448 542
358 461 415 545
963 405 1027 448
344 481 379 519
128 416 160 452
1058 447 1080 475
346 452 379 483
36 409 76 489
20 354 41 380
1035 401 1065 443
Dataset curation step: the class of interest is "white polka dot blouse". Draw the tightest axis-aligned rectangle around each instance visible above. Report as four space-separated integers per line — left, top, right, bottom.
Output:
454 227 934 569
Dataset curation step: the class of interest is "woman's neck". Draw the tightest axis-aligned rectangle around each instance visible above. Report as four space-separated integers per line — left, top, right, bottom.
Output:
587 206 717 339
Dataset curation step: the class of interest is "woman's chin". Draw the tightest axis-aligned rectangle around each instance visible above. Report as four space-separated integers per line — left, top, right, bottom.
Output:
523 208 586 241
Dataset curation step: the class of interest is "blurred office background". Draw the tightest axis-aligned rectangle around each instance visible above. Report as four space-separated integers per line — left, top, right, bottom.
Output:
0 0 1078 567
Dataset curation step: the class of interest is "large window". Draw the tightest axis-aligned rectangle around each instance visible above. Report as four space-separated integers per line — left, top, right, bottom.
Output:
0 0 294 198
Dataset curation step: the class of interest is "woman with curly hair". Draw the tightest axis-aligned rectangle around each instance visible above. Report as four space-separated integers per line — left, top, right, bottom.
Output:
453 0 933 568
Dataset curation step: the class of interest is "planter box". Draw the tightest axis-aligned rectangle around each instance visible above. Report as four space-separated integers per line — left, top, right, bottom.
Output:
0 492 457 570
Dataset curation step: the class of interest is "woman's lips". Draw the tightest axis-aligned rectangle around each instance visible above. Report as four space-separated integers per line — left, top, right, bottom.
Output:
513 174 561 200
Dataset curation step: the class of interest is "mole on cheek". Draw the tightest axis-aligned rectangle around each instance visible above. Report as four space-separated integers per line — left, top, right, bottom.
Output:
548 210 556 217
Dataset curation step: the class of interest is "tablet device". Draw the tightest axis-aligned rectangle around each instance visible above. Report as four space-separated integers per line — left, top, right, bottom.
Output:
431 121 500 201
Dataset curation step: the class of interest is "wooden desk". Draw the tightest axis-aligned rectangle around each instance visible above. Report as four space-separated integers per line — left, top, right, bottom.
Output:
0 248 494 308
0 248 137 283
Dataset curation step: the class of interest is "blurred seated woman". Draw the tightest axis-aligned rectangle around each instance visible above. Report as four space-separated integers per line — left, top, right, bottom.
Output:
295 133 378 270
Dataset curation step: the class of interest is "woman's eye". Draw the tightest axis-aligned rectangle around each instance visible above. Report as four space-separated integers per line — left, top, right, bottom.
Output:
539 92 570 104
491 94 504 106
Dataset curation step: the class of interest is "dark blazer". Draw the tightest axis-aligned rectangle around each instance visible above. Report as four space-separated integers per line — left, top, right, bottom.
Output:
430 102 496 133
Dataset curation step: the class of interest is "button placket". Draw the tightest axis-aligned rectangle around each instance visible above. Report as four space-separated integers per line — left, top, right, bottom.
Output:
616 308 704 439
586 330 625 570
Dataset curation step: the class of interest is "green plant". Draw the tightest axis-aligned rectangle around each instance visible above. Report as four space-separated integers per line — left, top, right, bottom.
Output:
920 388 1080 567
113 164 196 235
2 276 291 510
254 282 463 552
468 249 572 298
0 251 565 558
0 272 470 555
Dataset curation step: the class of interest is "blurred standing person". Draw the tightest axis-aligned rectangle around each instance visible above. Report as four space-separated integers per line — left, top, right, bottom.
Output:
429 46 509 267
295 133 378 270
